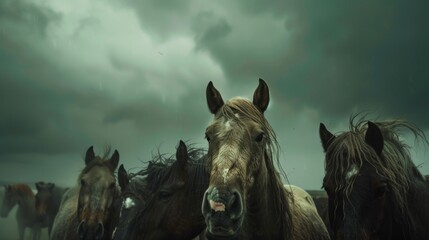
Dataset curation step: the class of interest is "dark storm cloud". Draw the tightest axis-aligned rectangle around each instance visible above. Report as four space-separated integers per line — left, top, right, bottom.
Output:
0 0 60 36
121 0 193 40
190 0 429 127
1 0 427 189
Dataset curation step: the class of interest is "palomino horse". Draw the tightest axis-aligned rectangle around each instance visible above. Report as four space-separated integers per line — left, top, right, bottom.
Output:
50 146 120 240
113 140 208 240
1 184 47 240
34 181 68 236
202 79 330 239
320 118 429 239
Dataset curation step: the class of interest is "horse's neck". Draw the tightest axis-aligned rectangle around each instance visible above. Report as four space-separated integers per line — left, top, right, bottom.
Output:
384 176 429 240
16 191 35 213
243 157 287 239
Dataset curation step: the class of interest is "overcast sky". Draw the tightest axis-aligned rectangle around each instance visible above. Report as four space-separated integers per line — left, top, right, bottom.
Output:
0 0 428 189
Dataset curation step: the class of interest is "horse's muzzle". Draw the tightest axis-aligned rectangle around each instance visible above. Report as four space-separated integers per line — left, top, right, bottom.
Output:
202 187 243 238
78 221 105 240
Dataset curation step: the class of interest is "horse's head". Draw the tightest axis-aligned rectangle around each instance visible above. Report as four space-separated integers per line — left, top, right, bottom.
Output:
77 146 120 240
202 79 272 238
1 185 17 218
34 181 55 222
112 165 149 240
114 140 207 240
320 121 392 240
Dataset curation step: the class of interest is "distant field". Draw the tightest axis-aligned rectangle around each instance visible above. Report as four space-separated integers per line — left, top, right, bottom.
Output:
0 187 49 240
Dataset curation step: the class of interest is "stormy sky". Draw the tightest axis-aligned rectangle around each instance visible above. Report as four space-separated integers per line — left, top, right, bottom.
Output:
0 0 428 190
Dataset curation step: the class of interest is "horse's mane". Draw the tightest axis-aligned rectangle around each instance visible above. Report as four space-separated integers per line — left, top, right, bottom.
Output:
325 115 428 220
219 98 292 238
133 144 207 196
10 184 34 197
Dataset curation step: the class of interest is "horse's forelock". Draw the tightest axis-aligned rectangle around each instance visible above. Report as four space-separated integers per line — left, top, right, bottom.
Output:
218 98 284 180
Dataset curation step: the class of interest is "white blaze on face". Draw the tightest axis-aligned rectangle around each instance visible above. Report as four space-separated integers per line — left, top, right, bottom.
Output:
346 164 359 182
123 197 135 209
223 168 229 184
224 120 231 130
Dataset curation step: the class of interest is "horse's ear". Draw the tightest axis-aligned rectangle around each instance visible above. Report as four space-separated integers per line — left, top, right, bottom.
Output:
110 150 120 170
319 123 335 152
47 183 55 191
206 81 224 114
365 121 384 155
118 164 129 191
253 78 270 113
176 140 188 169
85 146 95 165
35 182 43 191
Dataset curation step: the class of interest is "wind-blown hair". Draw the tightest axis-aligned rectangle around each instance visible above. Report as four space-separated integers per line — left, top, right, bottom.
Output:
128 144 207 229
324 115 428 220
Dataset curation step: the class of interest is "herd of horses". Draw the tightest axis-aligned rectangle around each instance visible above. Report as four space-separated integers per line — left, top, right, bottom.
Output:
1 79 429 240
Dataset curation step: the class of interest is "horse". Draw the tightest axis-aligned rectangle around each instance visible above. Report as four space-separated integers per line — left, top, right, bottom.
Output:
50 146 120 240
34 181 68 236
202 79 330 240
1 183 47 240
319 117 429 239
311 195 333 239
112 140 208 240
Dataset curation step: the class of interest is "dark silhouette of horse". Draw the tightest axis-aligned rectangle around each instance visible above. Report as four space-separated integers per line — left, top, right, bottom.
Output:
1 183 47 240
112 140 208 240
50 146 120 240
320 117 429 239
34 181 68 236
311 195 333 239
202 79 330 239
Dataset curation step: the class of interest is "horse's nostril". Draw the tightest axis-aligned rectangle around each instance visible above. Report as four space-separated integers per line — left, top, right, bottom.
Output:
202 190 212 215
95 222 104 239
229 191 243 220
78 221 87 239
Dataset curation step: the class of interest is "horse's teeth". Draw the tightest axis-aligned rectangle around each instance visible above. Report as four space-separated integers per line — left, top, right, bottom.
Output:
209 200 226 212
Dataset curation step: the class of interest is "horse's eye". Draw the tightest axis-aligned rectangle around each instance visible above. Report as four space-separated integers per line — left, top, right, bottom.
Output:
205 133 211 142
375 185 387 198
80 179 86 186
159 190 172 200
255 133 265 142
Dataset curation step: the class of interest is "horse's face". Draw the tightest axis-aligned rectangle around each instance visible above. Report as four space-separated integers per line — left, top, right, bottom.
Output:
323 163 389 240
139 141 205 240
34 182 55 222
202 80 270 238
114 141 207 240
77 146 119 240
113 165 149 240
320 122 391 240
1 185 17 217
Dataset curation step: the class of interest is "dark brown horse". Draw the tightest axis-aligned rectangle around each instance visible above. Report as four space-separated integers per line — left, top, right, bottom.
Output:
50 146 120 240
1 184 47 240
112 140 208 240
320 118 429 239
202 79 330 240
34 181 68 236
